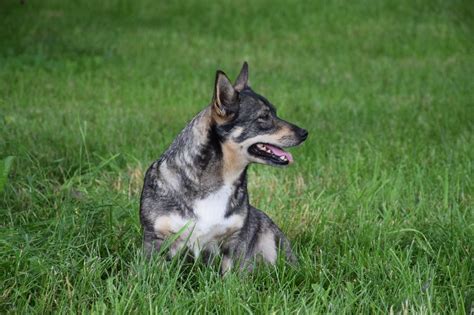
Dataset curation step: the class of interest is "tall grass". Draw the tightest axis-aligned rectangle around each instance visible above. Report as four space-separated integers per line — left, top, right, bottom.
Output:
1 0 473 313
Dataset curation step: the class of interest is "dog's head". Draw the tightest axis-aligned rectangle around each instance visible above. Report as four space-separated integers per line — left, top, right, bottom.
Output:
212 62 308 167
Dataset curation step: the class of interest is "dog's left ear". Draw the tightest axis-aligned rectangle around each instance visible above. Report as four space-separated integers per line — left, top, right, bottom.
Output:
234 61 249 92
212 70 238 119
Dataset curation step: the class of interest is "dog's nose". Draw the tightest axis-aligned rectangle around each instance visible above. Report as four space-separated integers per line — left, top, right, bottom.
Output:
298 128 308 141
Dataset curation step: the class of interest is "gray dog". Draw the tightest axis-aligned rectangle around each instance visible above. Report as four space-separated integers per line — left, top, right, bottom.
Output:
140 62 308 274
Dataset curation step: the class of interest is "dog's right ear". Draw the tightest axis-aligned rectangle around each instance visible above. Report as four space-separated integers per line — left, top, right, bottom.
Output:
212 70 238 120
234 61 249 92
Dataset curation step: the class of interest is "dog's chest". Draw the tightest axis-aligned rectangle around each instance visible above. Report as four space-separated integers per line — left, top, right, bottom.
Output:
190 185 241 244
157 185 243 255
194 185 232 224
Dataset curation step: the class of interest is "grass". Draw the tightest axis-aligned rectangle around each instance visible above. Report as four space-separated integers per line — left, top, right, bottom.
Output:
0 0 473 313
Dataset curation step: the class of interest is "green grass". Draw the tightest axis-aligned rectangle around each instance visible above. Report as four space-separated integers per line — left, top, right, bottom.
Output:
1 0 473 313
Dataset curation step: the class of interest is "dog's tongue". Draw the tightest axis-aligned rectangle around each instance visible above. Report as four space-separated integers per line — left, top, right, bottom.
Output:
266 144 293 163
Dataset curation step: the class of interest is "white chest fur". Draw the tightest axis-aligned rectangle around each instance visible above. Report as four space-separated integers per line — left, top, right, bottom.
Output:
190 185 242 251
194 185 233 229
154 185 243 257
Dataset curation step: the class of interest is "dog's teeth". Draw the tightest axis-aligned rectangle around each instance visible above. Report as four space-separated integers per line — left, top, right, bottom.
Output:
280 156 287 161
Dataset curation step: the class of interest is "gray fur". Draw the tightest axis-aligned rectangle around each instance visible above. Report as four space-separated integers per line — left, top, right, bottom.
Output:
140 62 307 274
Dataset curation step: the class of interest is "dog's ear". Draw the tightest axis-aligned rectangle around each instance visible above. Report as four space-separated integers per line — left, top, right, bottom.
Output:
212 70 238 119
234 61 249 92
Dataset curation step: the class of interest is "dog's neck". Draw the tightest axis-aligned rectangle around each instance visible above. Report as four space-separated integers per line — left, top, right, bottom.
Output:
162 106 249 198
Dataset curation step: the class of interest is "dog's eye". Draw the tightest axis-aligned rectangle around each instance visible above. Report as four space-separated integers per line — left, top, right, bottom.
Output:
258 113 270 121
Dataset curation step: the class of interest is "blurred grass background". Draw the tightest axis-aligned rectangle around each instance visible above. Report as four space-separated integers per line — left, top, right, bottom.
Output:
0 0 473 313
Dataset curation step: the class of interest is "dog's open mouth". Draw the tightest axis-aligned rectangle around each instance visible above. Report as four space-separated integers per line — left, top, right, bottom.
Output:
248 143 293 165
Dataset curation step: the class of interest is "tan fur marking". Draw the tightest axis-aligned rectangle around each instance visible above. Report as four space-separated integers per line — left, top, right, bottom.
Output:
212 80 227 122
153 214 191 237
221 141 247 184
211 106 234 124
238 125 296 153
153 216 173 236
274 125 294 140
258 231 277 264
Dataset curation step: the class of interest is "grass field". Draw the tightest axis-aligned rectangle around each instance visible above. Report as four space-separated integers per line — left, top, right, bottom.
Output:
1 0 473 313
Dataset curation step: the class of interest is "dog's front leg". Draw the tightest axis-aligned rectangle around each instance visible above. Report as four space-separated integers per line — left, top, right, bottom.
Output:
220 254 234 275
143 229 164 258
220 245 255 275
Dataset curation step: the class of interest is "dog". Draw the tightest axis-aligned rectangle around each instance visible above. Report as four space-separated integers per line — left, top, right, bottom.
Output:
140 62 308 274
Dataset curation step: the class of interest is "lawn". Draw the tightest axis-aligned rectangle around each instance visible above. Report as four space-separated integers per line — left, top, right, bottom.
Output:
1 0 473 313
